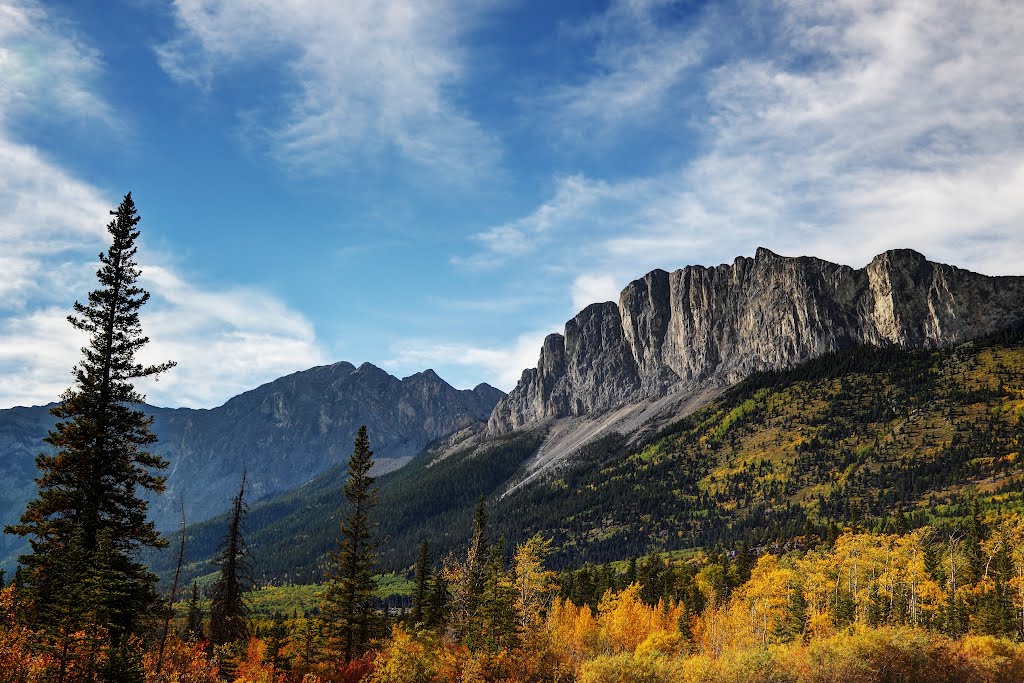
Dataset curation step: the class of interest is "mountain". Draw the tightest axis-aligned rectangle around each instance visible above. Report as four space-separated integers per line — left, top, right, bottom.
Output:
149 248 1024 583
489 248 1024 435
0 362 503 568
154 326 1024 583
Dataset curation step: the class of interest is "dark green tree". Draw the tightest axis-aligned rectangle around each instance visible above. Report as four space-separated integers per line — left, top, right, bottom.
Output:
474 539 519 652
209 471 252 647
426 571 449 630
410 540 432 626
4 193 173 657
264 611 291 671
322 426 380 663
183 582 205 641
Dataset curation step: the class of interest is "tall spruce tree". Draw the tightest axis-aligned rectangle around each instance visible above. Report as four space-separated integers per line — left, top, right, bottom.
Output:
183 582 205 641
209 471 252 647
410 540 432 626
322 426 380 663
5 193 174 644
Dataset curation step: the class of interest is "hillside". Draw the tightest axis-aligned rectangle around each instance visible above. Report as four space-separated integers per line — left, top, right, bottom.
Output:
0 362 502 570
158 327 1024 583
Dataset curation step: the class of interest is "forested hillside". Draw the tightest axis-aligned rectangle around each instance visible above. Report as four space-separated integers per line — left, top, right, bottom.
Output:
495 326 1024 563
158 328 1024 585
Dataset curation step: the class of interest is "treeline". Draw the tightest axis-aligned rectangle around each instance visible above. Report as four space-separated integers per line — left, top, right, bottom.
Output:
10 503 1024 681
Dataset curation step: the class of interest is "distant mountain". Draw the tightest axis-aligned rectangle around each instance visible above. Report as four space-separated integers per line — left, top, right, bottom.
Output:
153 326 1024 583
148 248 1024 582
0 362 503 568
489 248 1024 434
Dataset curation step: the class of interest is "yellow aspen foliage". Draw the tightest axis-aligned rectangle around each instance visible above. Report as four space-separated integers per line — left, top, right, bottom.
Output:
547 598 600 667
367 626 436 683
734 555 798 646
513 534 557 644
690 602 751 657
577 652 684 683
596 584 682 655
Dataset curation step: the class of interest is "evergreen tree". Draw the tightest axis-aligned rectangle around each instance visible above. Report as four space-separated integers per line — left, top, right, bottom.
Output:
209 471 252 647
322 426 380 663
410 540 432 626
452 496 490 639
474 539 519 652
4 194 174 656
264 611 291 671
426 571 450 630
183 582 205 642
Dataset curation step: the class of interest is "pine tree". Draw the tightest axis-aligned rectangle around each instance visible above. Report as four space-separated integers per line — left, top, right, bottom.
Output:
426 571 450 630
209 471 252 647
410 540 432 626
4 193 174 648
183 582 205 641
264 611 290 671
322 426 380 663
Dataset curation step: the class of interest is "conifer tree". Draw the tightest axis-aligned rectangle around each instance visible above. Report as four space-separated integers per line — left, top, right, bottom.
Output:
264 611 290 671
426 571 450 630
410 540 432 626
183 582 205 641
322 426 380 663
4 193 174 646
209 471 252 647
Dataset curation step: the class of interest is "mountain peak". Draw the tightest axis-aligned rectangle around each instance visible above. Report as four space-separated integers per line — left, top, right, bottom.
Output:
488 248 1024 435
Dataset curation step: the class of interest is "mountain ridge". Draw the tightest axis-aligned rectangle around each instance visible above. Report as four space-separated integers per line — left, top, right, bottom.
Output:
0 361 503 568
488 248 1024 435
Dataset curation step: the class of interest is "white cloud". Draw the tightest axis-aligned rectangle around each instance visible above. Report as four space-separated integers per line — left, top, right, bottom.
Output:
571 274 621 311
548 0 708 136
131 265 325 408
0 0 326 409
157 0 499 177
382 329 553 392
460 0 1024 327
0 0 113 127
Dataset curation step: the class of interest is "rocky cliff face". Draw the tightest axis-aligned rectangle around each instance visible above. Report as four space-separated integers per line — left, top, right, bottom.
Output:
0 363 503 553
488 248 1024 434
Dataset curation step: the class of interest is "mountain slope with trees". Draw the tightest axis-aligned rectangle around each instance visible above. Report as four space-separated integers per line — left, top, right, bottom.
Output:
0 366 503 569
156 327 1024 584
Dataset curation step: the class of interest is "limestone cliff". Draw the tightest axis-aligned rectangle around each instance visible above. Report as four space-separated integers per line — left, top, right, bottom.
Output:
488 248 1024 434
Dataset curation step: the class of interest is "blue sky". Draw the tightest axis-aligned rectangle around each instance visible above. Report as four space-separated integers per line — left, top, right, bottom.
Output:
1 0 1022 408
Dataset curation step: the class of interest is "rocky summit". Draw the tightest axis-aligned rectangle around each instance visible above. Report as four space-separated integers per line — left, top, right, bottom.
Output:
488 248 1024 434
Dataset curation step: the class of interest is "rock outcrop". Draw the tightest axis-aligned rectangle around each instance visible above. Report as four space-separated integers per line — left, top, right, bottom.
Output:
488 248 1024 434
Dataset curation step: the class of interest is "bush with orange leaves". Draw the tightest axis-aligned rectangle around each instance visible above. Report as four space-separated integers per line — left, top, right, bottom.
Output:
0 586 47 683
143 635 219 683
232 639 287 683
546 583 686 678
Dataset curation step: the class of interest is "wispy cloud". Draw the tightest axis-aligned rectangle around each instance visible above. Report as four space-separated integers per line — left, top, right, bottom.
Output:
0 0 326 409
459 0 1024 320
382 329 554 392
548 0 709 137
135 265 324 408
157 0 500 177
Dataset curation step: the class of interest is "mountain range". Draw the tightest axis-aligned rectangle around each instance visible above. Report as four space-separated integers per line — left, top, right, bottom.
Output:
0 362 502 568
3 247 1024 578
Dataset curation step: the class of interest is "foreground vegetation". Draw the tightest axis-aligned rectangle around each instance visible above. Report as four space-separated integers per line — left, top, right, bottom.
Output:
6 515 1024 682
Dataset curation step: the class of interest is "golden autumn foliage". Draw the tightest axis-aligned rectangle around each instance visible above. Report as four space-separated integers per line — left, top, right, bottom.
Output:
7 524 1024 683
143 636 219 683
